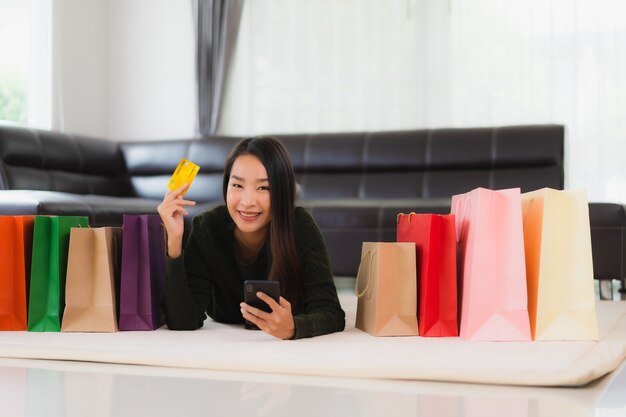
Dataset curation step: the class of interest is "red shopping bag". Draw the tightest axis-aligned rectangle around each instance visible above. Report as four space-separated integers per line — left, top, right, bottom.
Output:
397 213 458 337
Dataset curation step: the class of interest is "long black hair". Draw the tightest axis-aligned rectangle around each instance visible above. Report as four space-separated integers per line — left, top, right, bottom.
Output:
222 136 301 307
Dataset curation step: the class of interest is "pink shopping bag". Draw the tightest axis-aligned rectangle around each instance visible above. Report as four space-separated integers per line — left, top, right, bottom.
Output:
451 187 531 341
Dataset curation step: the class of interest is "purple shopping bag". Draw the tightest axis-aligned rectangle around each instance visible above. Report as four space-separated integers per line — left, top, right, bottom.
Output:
119 214 166 330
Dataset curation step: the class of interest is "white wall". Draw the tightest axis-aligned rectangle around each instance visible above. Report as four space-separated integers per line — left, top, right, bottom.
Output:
106 0 196 140
52 0 107 137
52 0 196 140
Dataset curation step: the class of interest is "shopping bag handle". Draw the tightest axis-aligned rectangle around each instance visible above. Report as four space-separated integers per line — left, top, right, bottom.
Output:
454 196 471 243
111 230 120 274
355 250 376 298
396 212 416 224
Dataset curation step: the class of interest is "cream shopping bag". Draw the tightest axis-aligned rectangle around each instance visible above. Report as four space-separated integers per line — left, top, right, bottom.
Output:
355 242 418 336
522 188 599 341
62 227 122 332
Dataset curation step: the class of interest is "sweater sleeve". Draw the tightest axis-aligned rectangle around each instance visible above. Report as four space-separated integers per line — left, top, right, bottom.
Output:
162 215 213 330
292 208 346 339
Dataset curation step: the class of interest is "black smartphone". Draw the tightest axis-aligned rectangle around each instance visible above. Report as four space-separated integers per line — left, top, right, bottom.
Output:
243 280 280 330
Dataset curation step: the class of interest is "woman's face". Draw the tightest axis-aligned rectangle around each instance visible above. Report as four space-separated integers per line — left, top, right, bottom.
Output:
226 154 272 236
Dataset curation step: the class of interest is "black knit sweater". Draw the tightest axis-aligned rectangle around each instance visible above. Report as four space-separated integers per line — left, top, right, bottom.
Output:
163 205 346 339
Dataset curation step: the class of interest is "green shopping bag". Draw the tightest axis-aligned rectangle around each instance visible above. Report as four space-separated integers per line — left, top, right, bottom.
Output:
28 216 89 332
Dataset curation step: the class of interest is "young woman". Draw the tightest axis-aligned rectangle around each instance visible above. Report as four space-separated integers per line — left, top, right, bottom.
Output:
158 136 345 339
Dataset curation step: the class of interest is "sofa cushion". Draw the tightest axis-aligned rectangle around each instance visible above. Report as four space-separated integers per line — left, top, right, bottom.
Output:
276 125 564 200
120 137 237 203
0 126 131 196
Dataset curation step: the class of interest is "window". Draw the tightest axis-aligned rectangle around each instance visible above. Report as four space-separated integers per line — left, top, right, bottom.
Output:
0 0 51 128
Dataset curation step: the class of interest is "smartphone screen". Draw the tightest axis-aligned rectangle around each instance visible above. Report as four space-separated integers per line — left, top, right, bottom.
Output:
243 280 280 329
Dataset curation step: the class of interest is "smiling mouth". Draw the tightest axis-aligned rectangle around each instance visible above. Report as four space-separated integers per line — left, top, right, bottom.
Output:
238 211 261 219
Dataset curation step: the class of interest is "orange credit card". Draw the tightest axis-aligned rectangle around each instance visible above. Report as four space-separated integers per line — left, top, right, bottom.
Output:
167 158 200 195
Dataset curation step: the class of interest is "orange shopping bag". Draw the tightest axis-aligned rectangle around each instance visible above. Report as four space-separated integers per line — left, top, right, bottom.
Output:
0 216 34 330
451 188 531 341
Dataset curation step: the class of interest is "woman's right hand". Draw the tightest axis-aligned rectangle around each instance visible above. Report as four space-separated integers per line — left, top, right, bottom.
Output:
157 183 196 258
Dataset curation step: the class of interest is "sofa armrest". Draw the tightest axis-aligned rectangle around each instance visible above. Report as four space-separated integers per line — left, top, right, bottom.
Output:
0 190 161 227
589 202 626 292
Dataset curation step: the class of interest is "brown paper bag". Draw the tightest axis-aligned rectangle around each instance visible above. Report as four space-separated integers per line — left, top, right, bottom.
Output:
355 242 418 336
61 227 122 332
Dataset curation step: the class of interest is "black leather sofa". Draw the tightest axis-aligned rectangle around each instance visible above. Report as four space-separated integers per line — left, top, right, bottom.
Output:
1 124 624 294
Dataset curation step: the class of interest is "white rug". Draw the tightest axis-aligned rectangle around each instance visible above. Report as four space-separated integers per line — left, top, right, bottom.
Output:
1 294 625 387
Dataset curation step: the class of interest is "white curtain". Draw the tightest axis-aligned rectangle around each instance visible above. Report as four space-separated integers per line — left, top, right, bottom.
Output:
220 0 626 204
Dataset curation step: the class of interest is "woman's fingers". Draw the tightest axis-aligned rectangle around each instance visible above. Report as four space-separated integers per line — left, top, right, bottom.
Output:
162 183 193 203
158 197 196 217
158 183 196 225
255 292 280 311
240 307 273 334
241 303 271 321
171 183 189 198
240 297 295 340
278 297 291 309
164 196 196 208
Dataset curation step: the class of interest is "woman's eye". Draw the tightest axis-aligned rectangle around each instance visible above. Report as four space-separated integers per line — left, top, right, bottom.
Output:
258 186 270 191
232 183 243 189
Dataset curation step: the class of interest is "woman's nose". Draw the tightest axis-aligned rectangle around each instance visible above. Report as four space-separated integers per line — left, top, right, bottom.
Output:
239 188 255 206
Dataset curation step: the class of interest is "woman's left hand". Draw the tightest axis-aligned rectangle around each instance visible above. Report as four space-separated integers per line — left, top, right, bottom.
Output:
240 294 295 340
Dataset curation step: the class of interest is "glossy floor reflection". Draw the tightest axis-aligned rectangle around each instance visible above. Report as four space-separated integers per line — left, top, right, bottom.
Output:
0 357 624 417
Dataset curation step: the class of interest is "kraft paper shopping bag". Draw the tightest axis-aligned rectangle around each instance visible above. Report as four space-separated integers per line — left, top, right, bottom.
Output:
62 227 122 332
355 242 419 336
0 216 34 330
397 213 458 337
522 188 599 341
119 214 166 331
28 216 89 332
451 188 531 341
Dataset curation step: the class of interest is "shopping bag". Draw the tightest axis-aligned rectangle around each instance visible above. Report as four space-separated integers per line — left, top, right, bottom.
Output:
397 212 458 337
119 214 166 331
62 227 122 332
0 216 34 330
522 188 599 340
28 216 89 332
451 188 531 341
355 242 418 336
